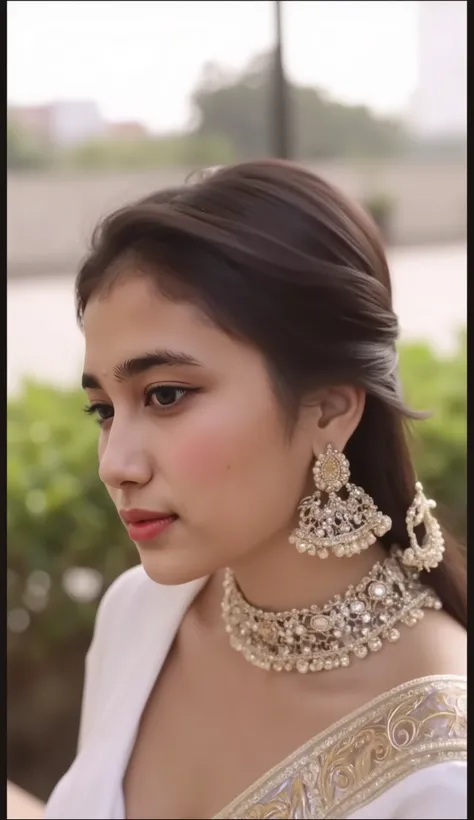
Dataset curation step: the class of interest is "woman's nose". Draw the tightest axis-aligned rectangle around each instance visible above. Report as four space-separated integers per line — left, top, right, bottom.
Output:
98 426 153 489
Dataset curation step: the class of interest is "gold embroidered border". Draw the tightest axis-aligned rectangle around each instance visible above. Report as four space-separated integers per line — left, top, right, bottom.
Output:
213 675 467 820
330 748 467 820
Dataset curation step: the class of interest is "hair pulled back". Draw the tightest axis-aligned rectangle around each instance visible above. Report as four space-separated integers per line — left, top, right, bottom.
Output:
76 159 466 627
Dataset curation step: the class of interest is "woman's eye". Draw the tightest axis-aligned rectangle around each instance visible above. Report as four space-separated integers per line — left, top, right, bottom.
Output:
83 387 193 424
84 403 114 426
147 386 188 408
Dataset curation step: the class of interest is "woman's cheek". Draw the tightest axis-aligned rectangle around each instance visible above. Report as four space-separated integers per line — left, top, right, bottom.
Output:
172 430 235 482
169 389 277 483
170 410 246 481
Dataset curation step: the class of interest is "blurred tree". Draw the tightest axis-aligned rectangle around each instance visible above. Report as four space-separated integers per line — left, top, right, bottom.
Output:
399 329 467 537
192 51 408 161
62 132 235 171
7 120 54 170
191 54 275 160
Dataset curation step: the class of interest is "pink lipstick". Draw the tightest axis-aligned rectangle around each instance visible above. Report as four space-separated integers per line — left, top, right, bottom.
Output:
120 509 177 542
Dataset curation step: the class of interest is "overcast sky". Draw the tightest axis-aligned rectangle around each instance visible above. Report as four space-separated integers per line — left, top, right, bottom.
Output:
8 0 419 131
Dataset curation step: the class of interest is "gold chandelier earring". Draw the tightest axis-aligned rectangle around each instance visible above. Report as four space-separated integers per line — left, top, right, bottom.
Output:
401 481 445 572
289 444 392 559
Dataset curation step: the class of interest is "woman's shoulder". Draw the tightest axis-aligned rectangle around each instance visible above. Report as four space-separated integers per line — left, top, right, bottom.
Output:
389 608 467 681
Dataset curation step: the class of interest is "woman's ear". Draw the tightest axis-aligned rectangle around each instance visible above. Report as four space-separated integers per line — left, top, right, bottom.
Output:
312 385 366 452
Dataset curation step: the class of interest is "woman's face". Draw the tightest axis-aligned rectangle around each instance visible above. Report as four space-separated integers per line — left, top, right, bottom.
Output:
82 275 316 585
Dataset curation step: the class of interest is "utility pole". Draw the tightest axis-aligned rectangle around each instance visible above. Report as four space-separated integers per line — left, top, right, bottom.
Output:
273 0 290 158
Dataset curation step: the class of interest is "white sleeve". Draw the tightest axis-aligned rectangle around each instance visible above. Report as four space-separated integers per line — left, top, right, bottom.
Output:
76 566 143 751
76 630 101 753
349 761 467 820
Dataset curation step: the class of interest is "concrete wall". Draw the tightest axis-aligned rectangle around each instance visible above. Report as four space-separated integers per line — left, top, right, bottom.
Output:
7 160 466 278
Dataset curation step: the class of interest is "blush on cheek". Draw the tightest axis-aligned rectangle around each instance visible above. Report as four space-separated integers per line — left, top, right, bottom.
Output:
172 432 231 480
171 407 272 482
171 413 248 480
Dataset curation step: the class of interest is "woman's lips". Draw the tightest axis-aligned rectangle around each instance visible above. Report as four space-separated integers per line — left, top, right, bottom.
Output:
126 515 177 542
120 510 178 543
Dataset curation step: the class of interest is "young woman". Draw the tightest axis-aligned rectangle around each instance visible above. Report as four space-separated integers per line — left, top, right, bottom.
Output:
45 160 466 819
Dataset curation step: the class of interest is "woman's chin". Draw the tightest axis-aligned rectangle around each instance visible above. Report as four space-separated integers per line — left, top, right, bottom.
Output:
136 541 214 587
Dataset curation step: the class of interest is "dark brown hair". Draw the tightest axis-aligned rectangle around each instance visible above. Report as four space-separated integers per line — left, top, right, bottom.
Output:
76 159 466 627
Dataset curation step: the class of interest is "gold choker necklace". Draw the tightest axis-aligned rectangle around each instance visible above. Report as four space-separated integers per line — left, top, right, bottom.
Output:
221 550 442 674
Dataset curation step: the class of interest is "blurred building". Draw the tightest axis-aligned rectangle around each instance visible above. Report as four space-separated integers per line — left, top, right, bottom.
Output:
9 105 52 143
410 1 467 139
9 100 105 146
9 101 151 147
106 121 149 140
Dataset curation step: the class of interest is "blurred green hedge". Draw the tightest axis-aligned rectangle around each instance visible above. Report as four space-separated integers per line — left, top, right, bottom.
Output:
398 330 466 536
7 332 466 800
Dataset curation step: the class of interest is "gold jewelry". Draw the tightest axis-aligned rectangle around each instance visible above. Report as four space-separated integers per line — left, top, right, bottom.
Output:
221 550 442 674
289 444 391 559
401 481 445 572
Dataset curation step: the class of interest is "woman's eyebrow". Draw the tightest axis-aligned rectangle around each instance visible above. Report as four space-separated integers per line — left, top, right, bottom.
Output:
81 349 202 389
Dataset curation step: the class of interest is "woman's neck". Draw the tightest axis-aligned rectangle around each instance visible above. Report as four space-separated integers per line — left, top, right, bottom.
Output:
230 534 388 612
198 531 389 626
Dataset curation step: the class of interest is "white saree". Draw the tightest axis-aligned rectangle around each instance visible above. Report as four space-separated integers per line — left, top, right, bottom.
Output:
45 567 467 820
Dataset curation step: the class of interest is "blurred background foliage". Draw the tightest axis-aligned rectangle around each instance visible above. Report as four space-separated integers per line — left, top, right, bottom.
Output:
8 50 465 173
7 331 466 800
399 330 466 535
